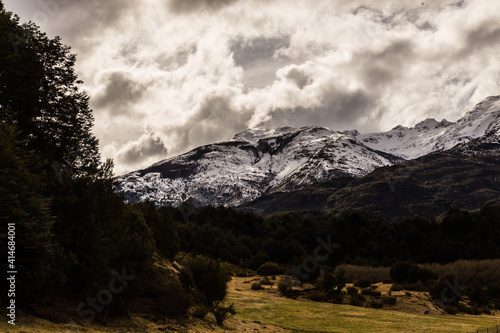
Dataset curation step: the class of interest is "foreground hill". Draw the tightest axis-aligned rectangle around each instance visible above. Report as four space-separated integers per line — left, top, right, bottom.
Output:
4 276 499 333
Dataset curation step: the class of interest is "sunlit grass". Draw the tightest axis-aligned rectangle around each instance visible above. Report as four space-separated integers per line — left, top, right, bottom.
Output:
228 278 500 333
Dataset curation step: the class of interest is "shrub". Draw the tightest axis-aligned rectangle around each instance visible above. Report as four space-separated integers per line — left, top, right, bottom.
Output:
251 282 262 290
361 288 381 297
309 291 327 302
335 265 390 283
390 284 403 291
429 276 461 307
181 255 231 305
192 305 209 319
422 259 500 287
260 277 274 285
349 294 365 307
480 307 492 315
334 270 346 291
470 305 482 315
347 286 359 296
349 298 362 306
278 278 293 294
235 269 256 277
444 306 458 315
457 302 472 314
146 256 192 317
322 273 338 292
332 291 345 304
354 280 371 288
333 292 344 304
256 262 285 276
390 261 437 284
370 300 383 309
318 272 336 293
211 302 236 326
403 281 428 292
383 296 397 305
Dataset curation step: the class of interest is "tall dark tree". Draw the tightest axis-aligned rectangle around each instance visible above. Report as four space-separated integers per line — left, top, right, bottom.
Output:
0 122 66 302
0 2 99 178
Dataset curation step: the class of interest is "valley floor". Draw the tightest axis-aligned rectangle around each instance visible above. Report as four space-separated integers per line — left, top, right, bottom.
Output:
228 276 500 333
1 276 499 333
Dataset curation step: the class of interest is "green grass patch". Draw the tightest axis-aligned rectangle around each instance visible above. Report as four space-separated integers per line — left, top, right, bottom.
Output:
228 287 500 333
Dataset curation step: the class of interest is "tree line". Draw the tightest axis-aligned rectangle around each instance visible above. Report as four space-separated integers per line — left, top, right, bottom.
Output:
172 204 500 270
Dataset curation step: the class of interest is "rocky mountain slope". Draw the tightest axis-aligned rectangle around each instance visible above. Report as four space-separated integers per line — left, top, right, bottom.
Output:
239 131 500 220
116 95 500 209
116 127 400 207
357 95 500 159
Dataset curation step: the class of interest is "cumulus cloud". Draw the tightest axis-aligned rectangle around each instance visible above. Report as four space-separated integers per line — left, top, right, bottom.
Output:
114 131 168 173
4 0 500 174
93 71 148 115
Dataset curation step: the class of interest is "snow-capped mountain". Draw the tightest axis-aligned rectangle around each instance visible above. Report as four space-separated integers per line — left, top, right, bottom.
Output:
116 95 500 208
356 95 500 159
116 126 400 207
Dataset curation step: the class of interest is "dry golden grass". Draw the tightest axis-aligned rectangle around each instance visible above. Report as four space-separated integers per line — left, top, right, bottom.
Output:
229 276 500 333
2 273 500 332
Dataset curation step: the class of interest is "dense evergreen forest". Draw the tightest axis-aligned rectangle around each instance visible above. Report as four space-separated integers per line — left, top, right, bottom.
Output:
171 204 500 269
1 0 500 324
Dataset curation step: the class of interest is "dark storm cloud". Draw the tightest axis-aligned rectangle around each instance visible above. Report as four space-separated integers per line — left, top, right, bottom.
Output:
358 40 416 89
319 88 376 125
93 72 147 115
168 0 240 14
457 20 500 58
231 36 291 68
118 134 168 165
284 67 312 89
266 39 415 130
266 86 377 131
170 91 253 150
231 36 292 89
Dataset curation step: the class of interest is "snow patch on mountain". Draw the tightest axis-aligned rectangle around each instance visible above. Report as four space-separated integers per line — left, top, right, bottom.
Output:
357 95 500 159
116 126 398 207
116 95 500 208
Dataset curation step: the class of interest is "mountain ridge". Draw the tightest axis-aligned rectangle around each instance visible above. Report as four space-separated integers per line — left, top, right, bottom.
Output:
116 126 400 206
116 95 500 209
356 95 500 159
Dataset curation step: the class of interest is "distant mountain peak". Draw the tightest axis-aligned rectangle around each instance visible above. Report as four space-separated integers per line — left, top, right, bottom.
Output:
116 95 500 208
414 118 451 130
116 125 398 207
358 95 500 159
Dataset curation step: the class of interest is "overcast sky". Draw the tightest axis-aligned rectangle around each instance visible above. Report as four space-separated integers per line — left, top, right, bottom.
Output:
4 0 500 175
